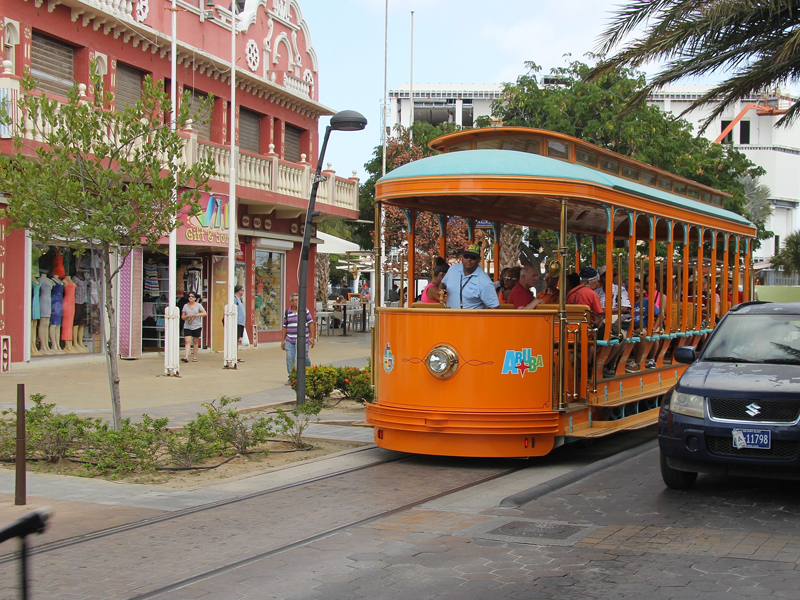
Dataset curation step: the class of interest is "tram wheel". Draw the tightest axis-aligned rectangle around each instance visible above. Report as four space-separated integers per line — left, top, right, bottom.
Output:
659 451 697 490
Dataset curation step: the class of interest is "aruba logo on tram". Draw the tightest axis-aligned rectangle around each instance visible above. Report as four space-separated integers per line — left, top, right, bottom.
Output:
501 348 544 377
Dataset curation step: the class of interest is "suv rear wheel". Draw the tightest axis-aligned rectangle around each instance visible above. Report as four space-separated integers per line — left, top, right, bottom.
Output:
660 451 698 490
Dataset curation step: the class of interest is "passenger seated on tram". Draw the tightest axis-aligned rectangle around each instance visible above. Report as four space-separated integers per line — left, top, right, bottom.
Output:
626 277 661 372
597 267 632 325
567 267 605 370
498 266 520 303
511 266 542 309
567 267 604 327
421 258 449 303
440 244 500 309
536 272 560 304
565 272 581 296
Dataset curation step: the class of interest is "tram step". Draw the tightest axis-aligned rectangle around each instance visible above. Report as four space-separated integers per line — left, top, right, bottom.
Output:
564 410 659 438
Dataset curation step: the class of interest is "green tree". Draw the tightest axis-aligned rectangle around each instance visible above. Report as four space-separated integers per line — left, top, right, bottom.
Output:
480 59 770 245
591 0 800 128
355 121 461 251
740 175 773 228
772 231 800 276
0 67 214 428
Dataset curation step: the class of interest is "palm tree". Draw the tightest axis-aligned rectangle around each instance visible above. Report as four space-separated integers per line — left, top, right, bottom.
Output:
591 1 800 130
772 231 800 275
739 175 773 227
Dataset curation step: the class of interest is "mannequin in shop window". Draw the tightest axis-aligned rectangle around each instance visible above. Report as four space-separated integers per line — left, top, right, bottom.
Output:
61 275 78 353
37 271 54 354
50 272 66 354
71 249 90 353
53 247 66 279
186 260 202 295
31 257 42 356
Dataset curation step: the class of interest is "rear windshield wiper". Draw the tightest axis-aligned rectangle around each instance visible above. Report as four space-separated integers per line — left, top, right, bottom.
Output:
704 356 757 363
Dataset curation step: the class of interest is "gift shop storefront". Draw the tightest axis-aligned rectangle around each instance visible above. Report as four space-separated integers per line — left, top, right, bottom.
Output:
118 192 245 359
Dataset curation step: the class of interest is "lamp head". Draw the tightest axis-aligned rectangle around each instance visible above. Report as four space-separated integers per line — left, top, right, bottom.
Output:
330 110 367 132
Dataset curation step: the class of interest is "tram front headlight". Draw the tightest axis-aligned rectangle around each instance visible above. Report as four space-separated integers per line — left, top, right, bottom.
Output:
425 345 459 379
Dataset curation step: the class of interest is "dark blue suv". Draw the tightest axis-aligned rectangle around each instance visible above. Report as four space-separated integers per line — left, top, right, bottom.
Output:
659 302 800 489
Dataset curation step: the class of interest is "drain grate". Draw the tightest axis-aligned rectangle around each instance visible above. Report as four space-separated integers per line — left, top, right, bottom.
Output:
488 521 583 540
455 517 599 547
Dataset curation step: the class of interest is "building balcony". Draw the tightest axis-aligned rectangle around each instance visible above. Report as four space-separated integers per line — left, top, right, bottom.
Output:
0 68 359 216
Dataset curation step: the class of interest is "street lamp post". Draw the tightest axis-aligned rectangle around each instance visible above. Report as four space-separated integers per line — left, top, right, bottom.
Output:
295 110 367 405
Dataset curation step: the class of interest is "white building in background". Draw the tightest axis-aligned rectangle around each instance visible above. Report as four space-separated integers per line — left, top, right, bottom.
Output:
389 81 800 262
389 84 503 130
648 85 800 262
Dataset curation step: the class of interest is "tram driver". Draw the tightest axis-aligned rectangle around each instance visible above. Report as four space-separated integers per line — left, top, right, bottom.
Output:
440 244 500 309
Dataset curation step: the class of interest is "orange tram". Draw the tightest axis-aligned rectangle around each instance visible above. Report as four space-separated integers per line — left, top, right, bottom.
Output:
365 128 756 458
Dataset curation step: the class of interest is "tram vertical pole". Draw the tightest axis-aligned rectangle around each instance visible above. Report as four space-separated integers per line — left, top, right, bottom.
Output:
373 199 381 394
558 198 568 412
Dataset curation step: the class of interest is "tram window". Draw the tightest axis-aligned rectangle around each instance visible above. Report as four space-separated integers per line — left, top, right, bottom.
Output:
673 182 687 195
503 138 542 154
621 165 640 181
476 138 503 150
600 157 620 174
447 141 471 152
547 140 570 160
712 194 724 206
641 172 657 186
701 192 711 204
687 188 700 200
576 148 598 167
658 177 672 191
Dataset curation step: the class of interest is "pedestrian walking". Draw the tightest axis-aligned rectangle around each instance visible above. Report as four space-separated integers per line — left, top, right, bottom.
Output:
181 292 206 363
234 284 246 362
281 292 316 385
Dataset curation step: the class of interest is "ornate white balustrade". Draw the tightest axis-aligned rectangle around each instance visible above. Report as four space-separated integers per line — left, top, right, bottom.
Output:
283 74 310 98
0 71 359 214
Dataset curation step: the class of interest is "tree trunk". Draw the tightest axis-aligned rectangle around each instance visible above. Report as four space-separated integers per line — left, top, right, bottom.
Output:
500 224 523 270
315 252 330 306
101 247 123 429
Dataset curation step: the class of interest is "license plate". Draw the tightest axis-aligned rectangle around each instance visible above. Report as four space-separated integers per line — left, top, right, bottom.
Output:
732 429 771 450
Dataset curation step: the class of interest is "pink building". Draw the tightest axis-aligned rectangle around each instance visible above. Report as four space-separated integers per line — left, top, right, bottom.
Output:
0 0 359 367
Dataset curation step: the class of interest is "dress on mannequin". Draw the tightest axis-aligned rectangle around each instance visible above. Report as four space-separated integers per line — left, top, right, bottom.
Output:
53 249 66 279
61 277 76 342
38 275 53 319
51 279 64 326
32 280 41 320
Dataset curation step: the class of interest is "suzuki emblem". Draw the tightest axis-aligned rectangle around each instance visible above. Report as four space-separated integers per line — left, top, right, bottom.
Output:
745 402 761 417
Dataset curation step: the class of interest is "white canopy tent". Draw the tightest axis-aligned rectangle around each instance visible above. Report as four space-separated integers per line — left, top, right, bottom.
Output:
317 231 361 254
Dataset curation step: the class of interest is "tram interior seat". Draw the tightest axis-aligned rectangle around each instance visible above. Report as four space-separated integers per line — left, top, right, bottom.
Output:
407 303 517 309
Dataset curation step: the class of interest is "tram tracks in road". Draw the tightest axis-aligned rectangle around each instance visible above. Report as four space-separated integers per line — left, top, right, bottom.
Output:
0 452 408 565
0 455 522 600
125 464 520 600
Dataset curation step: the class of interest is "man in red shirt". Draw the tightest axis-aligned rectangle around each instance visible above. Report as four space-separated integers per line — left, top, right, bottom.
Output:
509 265 539 308
566 266 604 327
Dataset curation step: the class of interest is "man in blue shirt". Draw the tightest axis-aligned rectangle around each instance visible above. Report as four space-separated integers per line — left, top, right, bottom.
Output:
441 244 500 309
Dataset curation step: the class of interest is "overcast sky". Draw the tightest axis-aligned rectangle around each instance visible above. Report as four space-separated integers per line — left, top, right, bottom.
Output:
297 0 632 181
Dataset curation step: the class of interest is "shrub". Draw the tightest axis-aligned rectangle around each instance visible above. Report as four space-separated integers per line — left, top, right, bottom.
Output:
166 421 213 468
292 365 336 402
81 415 171 477
191 396 275 455
345 368 374 403
274 401 322 447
